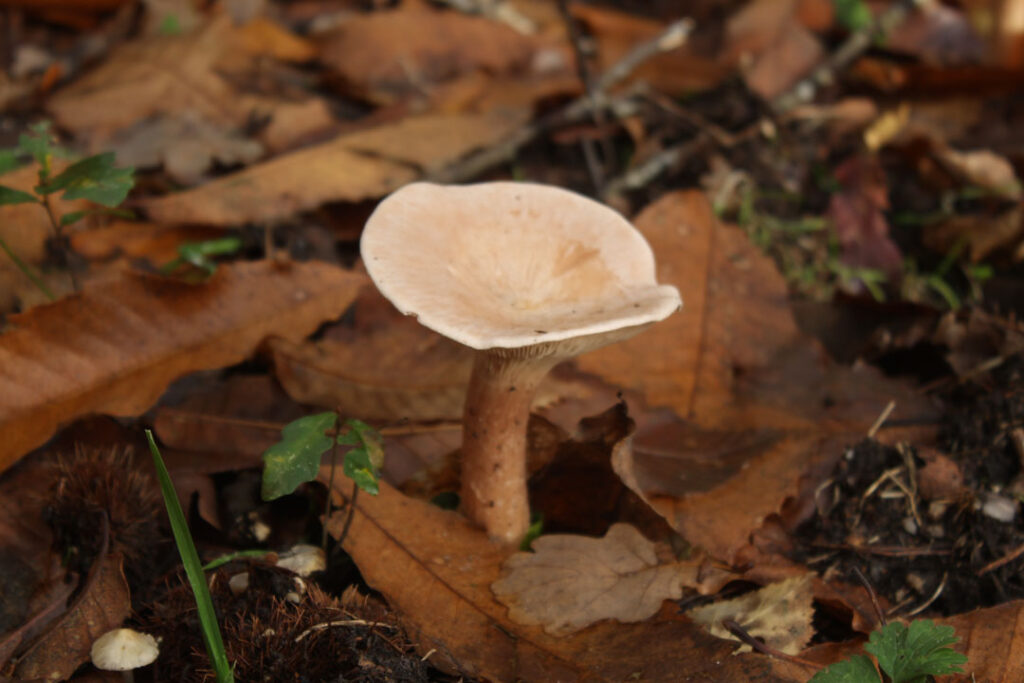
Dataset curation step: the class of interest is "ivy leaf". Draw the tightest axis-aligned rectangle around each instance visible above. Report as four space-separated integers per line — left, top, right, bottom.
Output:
261 412 336 500
338 419 384 469
809 654 879 683
343 448 380 495
338 419 383 495
0 184 39 206
36 152 134 207
865 620 967 683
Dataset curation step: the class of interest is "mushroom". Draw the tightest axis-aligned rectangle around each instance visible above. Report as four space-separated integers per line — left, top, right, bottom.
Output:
361 182 681 543
91 628 159 682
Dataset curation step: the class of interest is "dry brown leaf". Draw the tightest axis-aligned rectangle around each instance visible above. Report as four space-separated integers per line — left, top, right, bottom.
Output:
47 13 314 144
576 191 935 562
70 222 225 267
924 205 1024 264
48 15 261 136
492 523 733 636
141 110 527 226
571 4 728 95
14 553 130 681
934 147 1022 200
269 330 472 422
107 113 264 184
689 574 815 655
318 5 536 103
725 0 825 99
0 260 366 476
321 474 796 682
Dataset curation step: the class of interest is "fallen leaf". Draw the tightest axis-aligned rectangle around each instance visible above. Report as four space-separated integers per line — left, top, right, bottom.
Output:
0 260 366 476
269 326 472 422
576 191 935 561
141 110 527 226
923 205 1024 264
14 552 130 681
689 574 815 655
934 147 1022 200
571 4 728 95
46 13 313 144
70 222 226 267
318 5 536 103
321 474 795 682
492 523 732 635
107 113 264 184
829 155 903 278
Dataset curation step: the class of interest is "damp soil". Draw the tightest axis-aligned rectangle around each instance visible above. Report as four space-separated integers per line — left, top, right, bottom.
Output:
792 353 1024 618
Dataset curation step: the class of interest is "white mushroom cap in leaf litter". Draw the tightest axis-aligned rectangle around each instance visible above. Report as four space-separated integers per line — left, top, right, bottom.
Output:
361 181 681 350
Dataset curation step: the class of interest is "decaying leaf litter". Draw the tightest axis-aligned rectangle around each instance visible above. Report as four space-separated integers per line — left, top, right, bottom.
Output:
2 0 1024 680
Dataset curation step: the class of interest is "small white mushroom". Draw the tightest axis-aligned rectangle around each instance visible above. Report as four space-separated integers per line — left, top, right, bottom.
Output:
276 543 326 577
361 182 681 543
91 628 159 682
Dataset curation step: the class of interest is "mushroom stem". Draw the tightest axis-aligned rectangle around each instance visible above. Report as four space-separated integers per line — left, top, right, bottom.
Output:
460 350 558 543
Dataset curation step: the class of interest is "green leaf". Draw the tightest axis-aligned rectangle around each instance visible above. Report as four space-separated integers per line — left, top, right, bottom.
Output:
146 431 235 682
261 412 336 500
0 149 22 176
18 129 51 167
59 210 89 227
36 152 134 207
337 419 383 495
833 0 873 32
809 654 880 682
0 184 39 206
343 448 380 495
338 419 384 470
865 620 967 683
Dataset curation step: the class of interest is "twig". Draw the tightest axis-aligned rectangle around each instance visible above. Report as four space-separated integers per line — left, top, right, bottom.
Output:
294 619 396 643
773 0 929 113
852 565 887 627
904 572 947 617
557 0 608 191
867 400 896 439
601 135 709 200
431 18 694 184
335 480 360 548
320 413 342 552
721 619 821 670
978 542 1024 576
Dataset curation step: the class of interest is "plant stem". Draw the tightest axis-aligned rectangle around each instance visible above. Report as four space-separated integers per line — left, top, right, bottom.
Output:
0 234 55 301
41 193 78 291
321 413 341 552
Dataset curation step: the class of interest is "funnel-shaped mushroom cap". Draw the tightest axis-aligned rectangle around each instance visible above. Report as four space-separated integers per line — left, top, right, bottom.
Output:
361 182 681 350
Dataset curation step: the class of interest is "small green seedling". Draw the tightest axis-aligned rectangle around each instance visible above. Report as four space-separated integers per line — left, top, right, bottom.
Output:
262 413 383 548
146 430 235 683
811 619 968 683
0 122 134 298
160 236 243 277
262 413 383 500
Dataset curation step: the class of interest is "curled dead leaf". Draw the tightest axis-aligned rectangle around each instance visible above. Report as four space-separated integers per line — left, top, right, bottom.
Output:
492 523 734 636
689 574 815 655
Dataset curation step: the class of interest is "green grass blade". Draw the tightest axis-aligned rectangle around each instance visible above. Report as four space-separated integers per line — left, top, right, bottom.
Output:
146 430 235 683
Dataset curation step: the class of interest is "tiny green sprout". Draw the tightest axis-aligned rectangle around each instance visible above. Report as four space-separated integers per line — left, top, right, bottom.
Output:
262 412 383 501
811 619 968 683
0 122 134 299
161 236 243 277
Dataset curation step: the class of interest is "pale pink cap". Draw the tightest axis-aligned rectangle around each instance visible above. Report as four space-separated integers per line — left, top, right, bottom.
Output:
361 182 681 350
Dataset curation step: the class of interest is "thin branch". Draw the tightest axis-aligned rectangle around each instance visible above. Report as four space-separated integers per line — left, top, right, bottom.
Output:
431 18 694 184
773 0 928 113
